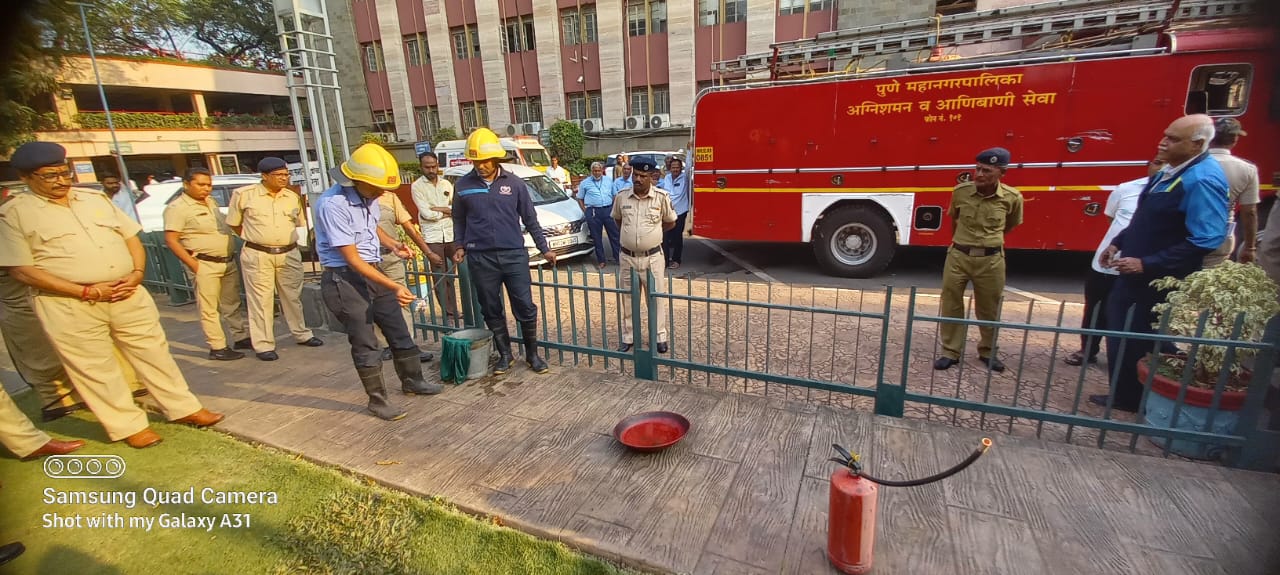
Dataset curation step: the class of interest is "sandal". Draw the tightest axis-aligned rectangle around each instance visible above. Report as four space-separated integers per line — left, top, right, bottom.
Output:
1063 351 1097 366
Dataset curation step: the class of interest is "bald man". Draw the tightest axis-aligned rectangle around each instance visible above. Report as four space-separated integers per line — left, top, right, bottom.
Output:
1094 114 1229 412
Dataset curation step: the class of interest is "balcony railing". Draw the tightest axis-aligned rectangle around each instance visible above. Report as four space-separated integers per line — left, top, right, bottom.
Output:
71 111 298 130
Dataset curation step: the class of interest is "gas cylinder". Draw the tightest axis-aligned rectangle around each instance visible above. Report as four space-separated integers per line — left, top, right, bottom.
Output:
827 467 877 575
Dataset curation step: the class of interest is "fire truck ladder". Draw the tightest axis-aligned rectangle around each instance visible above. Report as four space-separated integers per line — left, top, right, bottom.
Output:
712 0 1256 78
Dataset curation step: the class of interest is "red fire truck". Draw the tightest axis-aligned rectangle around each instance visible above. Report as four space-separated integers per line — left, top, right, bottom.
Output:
692 0 1276 277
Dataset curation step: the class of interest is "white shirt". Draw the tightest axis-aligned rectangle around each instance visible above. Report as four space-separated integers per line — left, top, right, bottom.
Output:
410 176 455 243
547 165 570 187
1092 176 1148 274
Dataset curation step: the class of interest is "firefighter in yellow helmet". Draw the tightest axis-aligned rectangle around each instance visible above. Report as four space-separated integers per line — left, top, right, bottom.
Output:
451 128 556 374
316 143 444 421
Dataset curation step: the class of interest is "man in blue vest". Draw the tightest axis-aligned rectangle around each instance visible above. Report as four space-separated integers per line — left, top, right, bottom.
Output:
315 143 444 421
1094 114 1229 412
451 128 555 375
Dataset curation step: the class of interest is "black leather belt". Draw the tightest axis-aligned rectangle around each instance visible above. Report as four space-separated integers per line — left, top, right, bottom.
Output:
245 241 297 255
952 243 1002 257
323 266 351 273
191 252 231 264
622 246 663 258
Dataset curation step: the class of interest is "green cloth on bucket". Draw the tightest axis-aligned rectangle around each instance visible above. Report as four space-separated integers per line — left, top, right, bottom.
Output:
440 335 471 384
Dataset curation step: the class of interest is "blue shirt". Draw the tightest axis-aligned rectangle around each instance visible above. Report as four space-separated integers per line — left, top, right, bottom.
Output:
1111 153 1228 281
314 184 381 268
111 191 138 222
452 168 550 254
579 175 615 207
662 172 690 215
611 175 633 196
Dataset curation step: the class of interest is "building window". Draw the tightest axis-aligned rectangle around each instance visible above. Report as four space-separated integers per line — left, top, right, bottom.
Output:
512 97 543 124
651 85 670 115
363 43 380 72
414 106 440 137
780 0 834 15
501 17 536 54
372 110 395 134
697 80 715 93
725 0 746 23
935 0 977 16
561 6 598 45
404 36 428 67
629 87 649 116
567 91 602 120
461 102 488 132
627 1 646 37
452 25 480 60
650 0 668 33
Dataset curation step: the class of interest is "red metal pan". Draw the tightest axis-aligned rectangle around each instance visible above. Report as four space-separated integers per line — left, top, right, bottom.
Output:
612 411 690 453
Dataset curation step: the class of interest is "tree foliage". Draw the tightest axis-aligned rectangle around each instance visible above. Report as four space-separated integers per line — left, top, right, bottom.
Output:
0 0 75 155
430 127 459 145
185 0 281 68
547 120 585 165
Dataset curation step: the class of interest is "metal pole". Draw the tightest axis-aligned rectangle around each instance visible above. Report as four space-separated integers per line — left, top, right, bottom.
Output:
318 0 348 162
73 2 138 221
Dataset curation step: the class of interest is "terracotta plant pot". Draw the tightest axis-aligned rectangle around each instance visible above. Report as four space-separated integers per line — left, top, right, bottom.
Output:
1135 355 1249 410
1136 355 1249 461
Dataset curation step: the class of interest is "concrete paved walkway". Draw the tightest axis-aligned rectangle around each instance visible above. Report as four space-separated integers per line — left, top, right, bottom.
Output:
135 305 1280 574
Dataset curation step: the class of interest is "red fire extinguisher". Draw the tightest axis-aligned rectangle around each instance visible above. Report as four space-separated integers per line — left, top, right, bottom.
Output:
826 437 992 574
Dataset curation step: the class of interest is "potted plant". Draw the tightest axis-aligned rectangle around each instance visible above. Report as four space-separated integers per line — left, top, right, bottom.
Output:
1138 261 1280 459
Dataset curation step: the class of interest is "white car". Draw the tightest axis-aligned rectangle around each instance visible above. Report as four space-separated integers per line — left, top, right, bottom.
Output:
136 174 311 249
604 150 683 179
442 163 593 266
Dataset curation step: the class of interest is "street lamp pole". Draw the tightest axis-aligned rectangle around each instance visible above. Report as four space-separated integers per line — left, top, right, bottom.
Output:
70 1 139 220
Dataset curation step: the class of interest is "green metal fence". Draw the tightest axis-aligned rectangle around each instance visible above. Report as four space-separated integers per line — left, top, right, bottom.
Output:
139 231 195 305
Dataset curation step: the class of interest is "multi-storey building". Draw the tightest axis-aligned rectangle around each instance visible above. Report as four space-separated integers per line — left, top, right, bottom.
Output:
9 55 313 189
339 0 1030 154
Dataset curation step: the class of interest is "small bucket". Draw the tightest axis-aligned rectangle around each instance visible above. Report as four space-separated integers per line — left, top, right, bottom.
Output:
449 328 493 380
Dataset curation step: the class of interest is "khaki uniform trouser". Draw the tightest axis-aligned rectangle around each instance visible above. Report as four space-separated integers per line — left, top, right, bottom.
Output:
0 387 50 458
940 248 1006 360
0 272 142 411
239 247 312 352
33 289 203 441
374 258 417 347
619 251 668 345
1203 233 1236 269
187 259 249 349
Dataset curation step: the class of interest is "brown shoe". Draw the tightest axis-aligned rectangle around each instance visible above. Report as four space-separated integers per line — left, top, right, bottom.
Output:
173 409 225 428
23 439 86 460
124 429 163 449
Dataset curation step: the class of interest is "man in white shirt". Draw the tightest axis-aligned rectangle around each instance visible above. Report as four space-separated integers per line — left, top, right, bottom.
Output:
1065 158 1164 366
101 173 139 222
547 156 571 190
1204 117 1260 267
409 152 460 322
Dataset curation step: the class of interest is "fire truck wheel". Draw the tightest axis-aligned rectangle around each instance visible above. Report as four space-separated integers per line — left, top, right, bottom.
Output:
813 206 895 278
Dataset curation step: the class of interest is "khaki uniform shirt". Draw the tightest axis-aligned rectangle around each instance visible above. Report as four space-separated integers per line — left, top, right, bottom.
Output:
163 192 236 257
612 187 677 252
1209 149 1260 214
225 183 303 246
410 176 454 243
376 192 413 264
0 188 142 284
948 181 1024 248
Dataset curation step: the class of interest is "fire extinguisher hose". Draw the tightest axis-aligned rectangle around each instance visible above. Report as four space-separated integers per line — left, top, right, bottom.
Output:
856 437 992 487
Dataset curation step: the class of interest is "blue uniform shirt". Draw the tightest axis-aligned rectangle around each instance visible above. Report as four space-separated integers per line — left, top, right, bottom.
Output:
452 168 550 254
110 191 138 222
579 175 614 207
1111 153 1229 280
662 172 690 215
611 175 633 196
314 184 381 268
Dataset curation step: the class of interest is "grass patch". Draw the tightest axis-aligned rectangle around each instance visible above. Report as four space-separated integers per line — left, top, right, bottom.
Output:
0 392 633 575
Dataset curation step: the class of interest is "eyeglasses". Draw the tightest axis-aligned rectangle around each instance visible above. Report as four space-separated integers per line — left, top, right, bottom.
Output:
34 171 74 183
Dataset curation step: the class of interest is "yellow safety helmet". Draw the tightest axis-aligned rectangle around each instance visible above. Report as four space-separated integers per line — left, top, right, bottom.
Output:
340 143 401 189
466 128 506 161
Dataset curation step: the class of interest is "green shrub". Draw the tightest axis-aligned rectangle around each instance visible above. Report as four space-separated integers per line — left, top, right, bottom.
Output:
548 120 585 164
75 112 204 129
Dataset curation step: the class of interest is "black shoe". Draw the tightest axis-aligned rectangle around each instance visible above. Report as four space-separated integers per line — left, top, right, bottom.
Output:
419 351 434 362
1088 394 1139 412
256 351 279 361
232 338 253 350
381 347 393 362
979 356 1006 373
41 403 88 422
297 337 324 347
209 348 245 361
0 542 25 567
618 343 633 353
933 357 958 370
656 342 668 354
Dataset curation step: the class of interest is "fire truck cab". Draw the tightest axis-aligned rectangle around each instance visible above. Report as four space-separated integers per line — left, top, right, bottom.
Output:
692 0 1276 278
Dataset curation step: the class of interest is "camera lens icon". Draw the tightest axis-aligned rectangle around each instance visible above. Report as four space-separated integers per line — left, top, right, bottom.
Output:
44 455 126 479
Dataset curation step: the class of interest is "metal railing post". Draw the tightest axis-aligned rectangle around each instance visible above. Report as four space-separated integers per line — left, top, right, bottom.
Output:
457 261 482 329
1234 313 1280 470
633 268 654 380
875 285 906 417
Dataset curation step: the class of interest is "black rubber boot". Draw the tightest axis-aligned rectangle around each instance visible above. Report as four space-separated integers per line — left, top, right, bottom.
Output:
521 322 549 374
0 542 25 567
357 366 406 421
489 322 515 375
392 348 443 395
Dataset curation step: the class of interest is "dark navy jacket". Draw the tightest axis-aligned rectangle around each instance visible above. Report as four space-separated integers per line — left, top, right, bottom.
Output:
1110 152 1229 282
452 168 550 254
